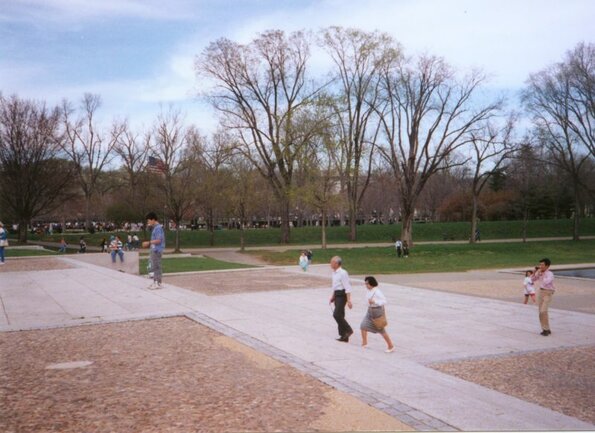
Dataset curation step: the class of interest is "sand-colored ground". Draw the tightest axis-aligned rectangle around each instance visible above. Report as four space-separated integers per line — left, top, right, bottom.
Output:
0 257 74 273
166 268 329 296
371 268 595 314
431 346 595 424
0 317 410 432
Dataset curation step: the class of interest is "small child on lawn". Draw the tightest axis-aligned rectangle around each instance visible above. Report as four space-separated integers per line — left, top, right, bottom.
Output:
299 251 309 272
523 270 536 304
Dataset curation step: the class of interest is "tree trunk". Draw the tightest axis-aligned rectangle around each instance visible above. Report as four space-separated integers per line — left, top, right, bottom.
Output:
573 189 580 241
174 225 181 253
469 193 478 244
85 193 92 233
240 223 245 252
280 198 291 244
321 207 327 249
207 208 215 247
400 207 414 246
348 203 357 242
61 215 66 237
522 207 528 243
18 219 28 244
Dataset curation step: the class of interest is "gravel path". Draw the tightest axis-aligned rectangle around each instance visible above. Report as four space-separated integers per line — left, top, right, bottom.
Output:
0 317 409 432
431 346 595 424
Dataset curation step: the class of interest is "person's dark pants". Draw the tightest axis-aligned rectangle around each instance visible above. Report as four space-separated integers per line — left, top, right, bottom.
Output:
333 291 353 338
150 250 162 283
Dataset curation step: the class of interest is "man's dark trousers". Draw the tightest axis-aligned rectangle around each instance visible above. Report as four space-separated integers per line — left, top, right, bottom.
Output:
333 291 353 337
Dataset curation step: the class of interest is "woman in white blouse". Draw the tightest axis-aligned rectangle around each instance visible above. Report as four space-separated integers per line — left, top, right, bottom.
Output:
360 276 395 353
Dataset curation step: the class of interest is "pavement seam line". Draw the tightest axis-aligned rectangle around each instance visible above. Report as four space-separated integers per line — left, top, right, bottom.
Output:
183 311 459 432
426 343 595 365
0 311 191 333
0 293 9 325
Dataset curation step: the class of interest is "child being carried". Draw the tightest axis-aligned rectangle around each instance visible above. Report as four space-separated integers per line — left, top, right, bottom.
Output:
523 270 536 304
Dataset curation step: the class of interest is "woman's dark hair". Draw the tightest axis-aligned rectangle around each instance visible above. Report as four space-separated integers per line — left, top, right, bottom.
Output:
364 276 378 287
145 211 159 221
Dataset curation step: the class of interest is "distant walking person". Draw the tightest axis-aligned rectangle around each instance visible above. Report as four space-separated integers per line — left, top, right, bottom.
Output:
523 270 536 304
58 238 67 253
531 258 556 336
132 233 140 249
299 251 309 272
0 222 7 265
78 236 86 253
360 276 395 353
395 239 402 258
329 256 353 342
143 212 165 290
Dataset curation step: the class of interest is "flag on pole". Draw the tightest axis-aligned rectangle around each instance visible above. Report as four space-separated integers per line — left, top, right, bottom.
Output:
147 156 166 174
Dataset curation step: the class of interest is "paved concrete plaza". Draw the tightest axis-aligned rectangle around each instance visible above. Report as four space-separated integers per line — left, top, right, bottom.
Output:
1 256 594 431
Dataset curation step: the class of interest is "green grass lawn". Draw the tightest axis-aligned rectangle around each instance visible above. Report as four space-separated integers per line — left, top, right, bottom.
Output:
139 256 254 275
5 248 57 257
249 239 595 274
26 218 595 248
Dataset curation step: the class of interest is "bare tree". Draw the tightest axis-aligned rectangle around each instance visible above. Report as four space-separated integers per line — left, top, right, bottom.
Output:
415 170 459 222
0 95 74 242
198 30 323 243
152 107 198 253
228 154 259 251
523 42 595 240
567 42 595 157
320 27 398 241
114 122 150 211
298 112 343 249
506 140 543 241
62 93 123 231
377 54 502 244
196 130 234 246
467 117 516 243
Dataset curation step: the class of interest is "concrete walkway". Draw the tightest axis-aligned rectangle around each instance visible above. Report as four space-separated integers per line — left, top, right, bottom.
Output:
1 258 594 431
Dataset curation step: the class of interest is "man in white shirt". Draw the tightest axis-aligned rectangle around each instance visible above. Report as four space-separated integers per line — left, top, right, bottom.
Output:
531 257 557 336
329 256 354 342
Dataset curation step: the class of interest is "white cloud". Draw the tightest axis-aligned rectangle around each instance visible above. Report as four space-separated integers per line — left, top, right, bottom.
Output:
0 61 45 94
209 0 594 89
3 0 594 136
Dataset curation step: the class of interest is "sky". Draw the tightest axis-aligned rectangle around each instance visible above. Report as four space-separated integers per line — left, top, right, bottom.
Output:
1 0 594 133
